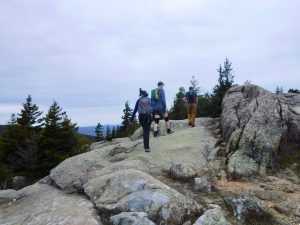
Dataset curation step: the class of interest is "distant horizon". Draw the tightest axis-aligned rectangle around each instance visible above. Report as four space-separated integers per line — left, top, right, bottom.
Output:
1 1 299 126
0 82 297 127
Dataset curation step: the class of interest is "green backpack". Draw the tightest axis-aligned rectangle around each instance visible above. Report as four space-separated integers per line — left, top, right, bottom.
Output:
151 88 160 101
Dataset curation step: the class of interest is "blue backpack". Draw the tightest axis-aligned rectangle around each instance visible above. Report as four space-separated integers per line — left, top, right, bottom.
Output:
186 91 197 103
138 97 152 114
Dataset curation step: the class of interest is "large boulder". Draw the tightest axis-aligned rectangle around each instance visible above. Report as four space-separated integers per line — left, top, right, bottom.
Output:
84 169 202 225
50 154 104 193
110 212 155 225
0 183 102 225
225 192 271 223
221 84 300 178
193 209 231 225
278 93 300 150
170 163 196 181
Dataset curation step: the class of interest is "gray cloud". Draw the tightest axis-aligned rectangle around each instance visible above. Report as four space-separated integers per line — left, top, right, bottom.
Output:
0 0 299 125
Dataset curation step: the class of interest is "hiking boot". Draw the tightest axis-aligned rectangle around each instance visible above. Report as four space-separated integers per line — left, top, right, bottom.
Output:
167 129 174 134
153 131 158 137
192 125 195 128
145 148 151 153
189 122 192 126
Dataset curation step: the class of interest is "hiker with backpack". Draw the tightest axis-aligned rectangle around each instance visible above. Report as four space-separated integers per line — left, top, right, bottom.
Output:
131 89 153 152
151 81 173 137
185 87 198 127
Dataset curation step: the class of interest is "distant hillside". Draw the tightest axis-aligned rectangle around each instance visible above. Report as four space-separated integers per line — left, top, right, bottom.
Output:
0 124 117 139
78 125 119 137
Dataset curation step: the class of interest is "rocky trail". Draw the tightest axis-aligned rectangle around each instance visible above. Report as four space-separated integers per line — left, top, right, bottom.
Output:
1 84 300 225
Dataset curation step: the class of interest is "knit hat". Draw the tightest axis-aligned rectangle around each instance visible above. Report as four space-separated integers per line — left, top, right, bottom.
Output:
141 90 148 97
158 81 164 86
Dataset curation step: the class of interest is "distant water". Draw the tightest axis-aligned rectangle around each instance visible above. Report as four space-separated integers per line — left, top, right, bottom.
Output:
78 125 119 136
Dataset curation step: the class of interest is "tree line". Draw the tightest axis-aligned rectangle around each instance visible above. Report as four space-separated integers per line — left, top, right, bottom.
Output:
169 58 235 120
0 97 90 189
94 101 139 142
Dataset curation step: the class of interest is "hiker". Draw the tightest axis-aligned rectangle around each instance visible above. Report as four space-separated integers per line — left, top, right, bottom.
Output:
131 89 153 152
185 87 198 127
151 81 173 137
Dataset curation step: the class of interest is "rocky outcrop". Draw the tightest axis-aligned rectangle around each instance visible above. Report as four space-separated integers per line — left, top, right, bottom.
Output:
6 116 299 224
0 189 24 204
170 163 196 181
110 212 155 225
0 183 101 225
193 209 231 225
225 192 271 223
221 84 300 178
84 169 202 224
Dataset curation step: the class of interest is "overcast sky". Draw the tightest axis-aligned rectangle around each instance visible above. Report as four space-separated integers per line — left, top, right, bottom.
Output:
0 0 299 126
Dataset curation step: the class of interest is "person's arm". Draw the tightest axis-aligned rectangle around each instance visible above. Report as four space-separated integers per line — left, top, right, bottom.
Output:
131 99 139 122
160 89 167 111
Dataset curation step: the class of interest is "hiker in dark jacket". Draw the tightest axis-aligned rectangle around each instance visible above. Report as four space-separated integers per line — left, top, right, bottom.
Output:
131 89 153 152
151 81 173 137
185 87 198 127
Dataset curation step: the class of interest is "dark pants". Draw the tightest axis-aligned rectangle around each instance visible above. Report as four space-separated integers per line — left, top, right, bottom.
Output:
139 113 152 149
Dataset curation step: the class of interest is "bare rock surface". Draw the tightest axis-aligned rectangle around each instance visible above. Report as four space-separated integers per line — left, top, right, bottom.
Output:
0 183 101 225
170 163 197 181
0 189 24 204
2 113 300 225
193 209 231 225
84 169 202 225
110 212 155 225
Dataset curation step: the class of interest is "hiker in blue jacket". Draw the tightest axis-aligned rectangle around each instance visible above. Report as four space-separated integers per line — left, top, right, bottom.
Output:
151 81 173 137
131 89 153 152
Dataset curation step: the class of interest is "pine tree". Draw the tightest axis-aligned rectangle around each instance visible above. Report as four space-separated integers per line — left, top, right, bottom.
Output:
288 88 300 94
106 125 111 141
39 101 77 176
0 114 20 187
275 86 284 94
190 76 201 95
170 87 187 120
197 92 213 117
95 123 104 141
111 127 116 139
118 101 137 137
121 101 132 131
0 95 43 176
210 58 235 117
17 95 42 128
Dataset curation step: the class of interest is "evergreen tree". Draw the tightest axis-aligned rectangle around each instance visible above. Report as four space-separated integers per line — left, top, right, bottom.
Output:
210 58 235 117
0 114 19 187
117 101 137 137
170 87 187 120
95 123 104 141
197 92 213 117
275 86 284 94
0 95 43 177
106 125 111 141
17 95 42 128
39 101 77 176
121 101 132 131
115 125 121 138
190 76 201 95
111 127 116 139
288 88 300 94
